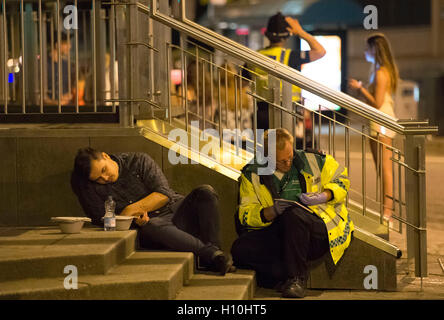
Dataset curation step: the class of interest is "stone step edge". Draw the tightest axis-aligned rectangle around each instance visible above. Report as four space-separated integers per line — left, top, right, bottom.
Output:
175 270 257 300
0 230 138 283
0 251 195 300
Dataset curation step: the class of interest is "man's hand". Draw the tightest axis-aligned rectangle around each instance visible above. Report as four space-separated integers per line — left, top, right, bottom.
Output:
285 17 304 36
121 203 149 226
135 212 149 227
285 16 326 62
120 203 145 217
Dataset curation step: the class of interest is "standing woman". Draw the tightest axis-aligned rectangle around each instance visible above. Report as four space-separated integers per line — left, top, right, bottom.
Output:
349 33 399 222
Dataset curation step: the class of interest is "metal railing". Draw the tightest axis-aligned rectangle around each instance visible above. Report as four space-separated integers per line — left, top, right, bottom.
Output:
0 0 118 115
0 0 438 279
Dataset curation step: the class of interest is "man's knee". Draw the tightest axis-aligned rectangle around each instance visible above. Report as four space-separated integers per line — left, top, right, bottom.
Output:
139 217 168 240
192 184 219 201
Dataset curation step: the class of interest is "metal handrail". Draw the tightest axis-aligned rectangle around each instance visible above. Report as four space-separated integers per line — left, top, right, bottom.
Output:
142 1 437 136
104 98 161 109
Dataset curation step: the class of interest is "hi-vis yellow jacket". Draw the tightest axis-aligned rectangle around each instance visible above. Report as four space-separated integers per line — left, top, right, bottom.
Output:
253 46 302 102
237 149 354 265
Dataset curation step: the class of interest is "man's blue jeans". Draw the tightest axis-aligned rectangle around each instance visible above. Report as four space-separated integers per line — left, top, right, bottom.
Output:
137 185 221 266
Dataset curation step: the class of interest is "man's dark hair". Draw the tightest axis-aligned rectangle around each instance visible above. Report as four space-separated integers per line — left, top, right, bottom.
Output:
72 147 103 181
265 12 290 43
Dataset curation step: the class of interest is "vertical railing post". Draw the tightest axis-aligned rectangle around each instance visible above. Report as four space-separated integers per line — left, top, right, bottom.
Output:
404 134 428 277
109 0 116 113
20 0 26 113
115 0 134 126
281 79 292 133
96 1 107 107
179 0 186 21
180 36 188 132
362 125 367 216
1 0 7 113
39 0 44 112
345 119 350 206
91 0 97 111
166 42 171 124
269 75 280 129
152 0 169 115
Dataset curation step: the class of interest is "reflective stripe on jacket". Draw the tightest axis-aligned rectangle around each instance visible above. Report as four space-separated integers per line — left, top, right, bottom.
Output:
237 149 354 265
253 46 302 102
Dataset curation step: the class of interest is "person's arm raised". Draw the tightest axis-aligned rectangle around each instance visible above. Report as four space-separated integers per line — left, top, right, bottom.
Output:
285 17 326 62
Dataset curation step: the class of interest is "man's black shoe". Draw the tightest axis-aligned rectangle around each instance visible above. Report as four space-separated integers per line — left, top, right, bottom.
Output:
212 251 236 276
281 276 307 298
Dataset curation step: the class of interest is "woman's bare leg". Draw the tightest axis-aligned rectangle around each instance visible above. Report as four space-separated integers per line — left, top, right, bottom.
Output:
380 136 394 219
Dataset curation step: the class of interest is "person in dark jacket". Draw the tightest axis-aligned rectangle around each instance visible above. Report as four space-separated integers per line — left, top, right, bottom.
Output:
70 147 234 275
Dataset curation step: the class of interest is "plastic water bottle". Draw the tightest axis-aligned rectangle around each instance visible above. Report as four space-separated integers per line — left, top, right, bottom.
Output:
104 196 116 231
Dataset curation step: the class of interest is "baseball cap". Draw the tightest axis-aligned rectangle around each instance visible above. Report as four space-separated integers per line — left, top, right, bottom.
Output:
265 12 290 39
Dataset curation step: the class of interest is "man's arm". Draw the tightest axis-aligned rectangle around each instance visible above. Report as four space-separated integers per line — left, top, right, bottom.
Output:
120 192 169 217
119 191 169 226
118 153 176 225
285 17 326 62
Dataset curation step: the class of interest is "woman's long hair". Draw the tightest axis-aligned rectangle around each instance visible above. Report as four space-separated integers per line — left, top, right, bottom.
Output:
367 33 399 93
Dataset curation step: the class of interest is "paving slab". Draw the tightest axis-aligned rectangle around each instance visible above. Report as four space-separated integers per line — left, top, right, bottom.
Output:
253 245 444 300
175 270 256 300
254 286 444 300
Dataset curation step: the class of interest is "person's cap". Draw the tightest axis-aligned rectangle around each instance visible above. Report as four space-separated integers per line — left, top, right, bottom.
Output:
265 12 290 38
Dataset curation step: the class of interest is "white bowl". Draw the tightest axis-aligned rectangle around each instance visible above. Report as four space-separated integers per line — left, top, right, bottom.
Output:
115 215 135 231
51 217 91 234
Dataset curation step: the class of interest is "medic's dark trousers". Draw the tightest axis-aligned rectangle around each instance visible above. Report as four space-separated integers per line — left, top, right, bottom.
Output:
231 206 329 288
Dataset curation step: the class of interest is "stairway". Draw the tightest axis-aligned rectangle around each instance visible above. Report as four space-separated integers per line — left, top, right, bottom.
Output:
0 226 255 300
0 122 402 297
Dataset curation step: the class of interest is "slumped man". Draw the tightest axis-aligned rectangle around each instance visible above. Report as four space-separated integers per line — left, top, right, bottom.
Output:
231 128 354 298
71 147 234 275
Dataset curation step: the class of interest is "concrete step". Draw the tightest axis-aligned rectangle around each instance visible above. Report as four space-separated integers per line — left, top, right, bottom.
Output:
348 209 389 240
347 200 390 238
0 226 137 282
175 270 256 300
0 251 194 300
308 227 401 291
0 226 255 300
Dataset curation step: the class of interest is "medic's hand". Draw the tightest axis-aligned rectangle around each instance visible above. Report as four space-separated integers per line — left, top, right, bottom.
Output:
299 192 329 206
273 199 294 216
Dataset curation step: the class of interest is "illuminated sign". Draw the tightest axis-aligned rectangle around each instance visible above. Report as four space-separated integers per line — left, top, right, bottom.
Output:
300 35 342 111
